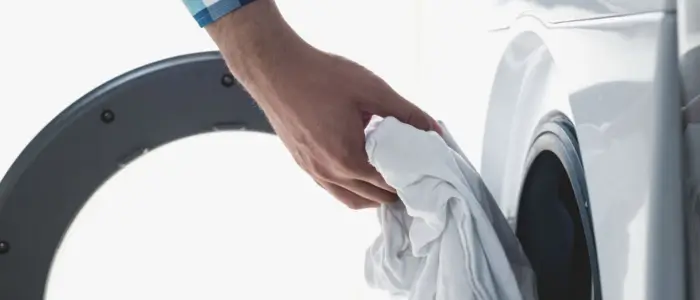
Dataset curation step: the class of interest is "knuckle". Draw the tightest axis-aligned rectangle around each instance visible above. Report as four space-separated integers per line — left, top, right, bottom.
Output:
358 165 380 179
410 113 432 131
306 160 332 181
378 192 398 204
345 200 367 210
311 178 327 190
336 148 355 165
335 151 362 175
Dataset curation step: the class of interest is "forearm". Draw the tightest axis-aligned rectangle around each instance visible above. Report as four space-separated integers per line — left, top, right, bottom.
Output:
203 0 313 99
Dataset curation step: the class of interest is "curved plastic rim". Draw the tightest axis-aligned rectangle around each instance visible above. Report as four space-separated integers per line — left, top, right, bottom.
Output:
0 51 274 299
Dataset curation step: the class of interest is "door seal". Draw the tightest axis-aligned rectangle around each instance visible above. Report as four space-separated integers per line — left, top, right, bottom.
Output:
683 94 700 126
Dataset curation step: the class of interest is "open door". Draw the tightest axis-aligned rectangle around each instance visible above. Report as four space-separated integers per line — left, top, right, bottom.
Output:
0 52 273 299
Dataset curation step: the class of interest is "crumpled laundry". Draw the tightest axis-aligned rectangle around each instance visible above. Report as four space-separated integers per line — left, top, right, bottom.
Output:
363 116 538 300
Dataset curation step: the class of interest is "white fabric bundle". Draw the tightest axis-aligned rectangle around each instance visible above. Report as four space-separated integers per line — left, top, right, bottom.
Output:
363 116 538 300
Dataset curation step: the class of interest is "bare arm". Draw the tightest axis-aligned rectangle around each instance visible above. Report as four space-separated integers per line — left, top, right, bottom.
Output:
203 0 313 108
184 0 439 209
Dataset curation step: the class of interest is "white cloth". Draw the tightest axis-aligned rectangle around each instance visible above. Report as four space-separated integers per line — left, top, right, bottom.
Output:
363 116 538 300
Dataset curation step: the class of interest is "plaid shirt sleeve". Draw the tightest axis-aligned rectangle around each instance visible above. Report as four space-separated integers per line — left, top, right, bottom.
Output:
182 0 259 27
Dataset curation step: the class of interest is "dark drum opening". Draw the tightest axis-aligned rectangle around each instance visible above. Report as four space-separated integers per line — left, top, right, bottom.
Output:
516 151 592 300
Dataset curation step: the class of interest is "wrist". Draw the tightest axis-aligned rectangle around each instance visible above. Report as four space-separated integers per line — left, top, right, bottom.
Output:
205 0 313 92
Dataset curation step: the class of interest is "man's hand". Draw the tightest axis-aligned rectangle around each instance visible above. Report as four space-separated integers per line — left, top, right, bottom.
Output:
206 0 439 209
263 50 440 209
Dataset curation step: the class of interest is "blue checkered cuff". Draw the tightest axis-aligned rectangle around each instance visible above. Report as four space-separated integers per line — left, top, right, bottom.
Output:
183 0 258 27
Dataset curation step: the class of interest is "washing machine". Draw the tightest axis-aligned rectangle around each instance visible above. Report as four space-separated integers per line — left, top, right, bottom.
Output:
419 0 699 299
0 1 699 300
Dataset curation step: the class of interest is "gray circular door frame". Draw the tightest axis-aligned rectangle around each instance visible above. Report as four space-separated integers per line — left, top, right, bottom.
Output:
0 52 274 299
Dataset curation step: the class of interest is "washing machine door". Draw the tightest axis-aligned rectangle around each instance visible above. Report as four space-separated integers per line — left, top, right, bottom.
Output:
0 52 273 299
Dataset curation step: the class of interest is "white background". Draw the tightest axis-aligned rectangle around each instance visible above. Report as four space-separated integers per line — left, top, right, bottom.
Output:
0 1 492 299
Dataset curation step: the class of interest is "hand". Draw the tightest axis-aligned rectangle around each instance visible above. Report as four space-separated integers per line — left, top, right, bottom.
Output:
257 50 440 209
205 0 439 209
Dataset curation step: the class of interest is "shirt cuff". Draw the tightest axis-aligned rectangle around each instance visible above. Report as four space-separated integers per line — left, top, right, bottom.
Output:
183 0 258 27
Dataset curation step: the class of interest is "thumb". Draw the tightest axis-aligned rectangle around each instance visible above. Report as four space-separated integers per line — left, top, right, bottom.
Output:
369 93 441 134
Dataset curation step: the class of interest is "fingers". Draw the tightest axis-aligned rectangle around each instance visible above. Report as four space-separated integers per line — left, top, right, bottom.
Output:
313 158 397 208
369 91 441 135
319 180 380 210
354 163 396 193
317 161 397 207
339 179 397 204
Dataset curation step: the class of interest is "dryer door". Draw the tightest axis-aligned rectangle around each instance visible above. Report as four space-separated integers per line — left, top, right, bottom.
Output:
0 52 273 300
